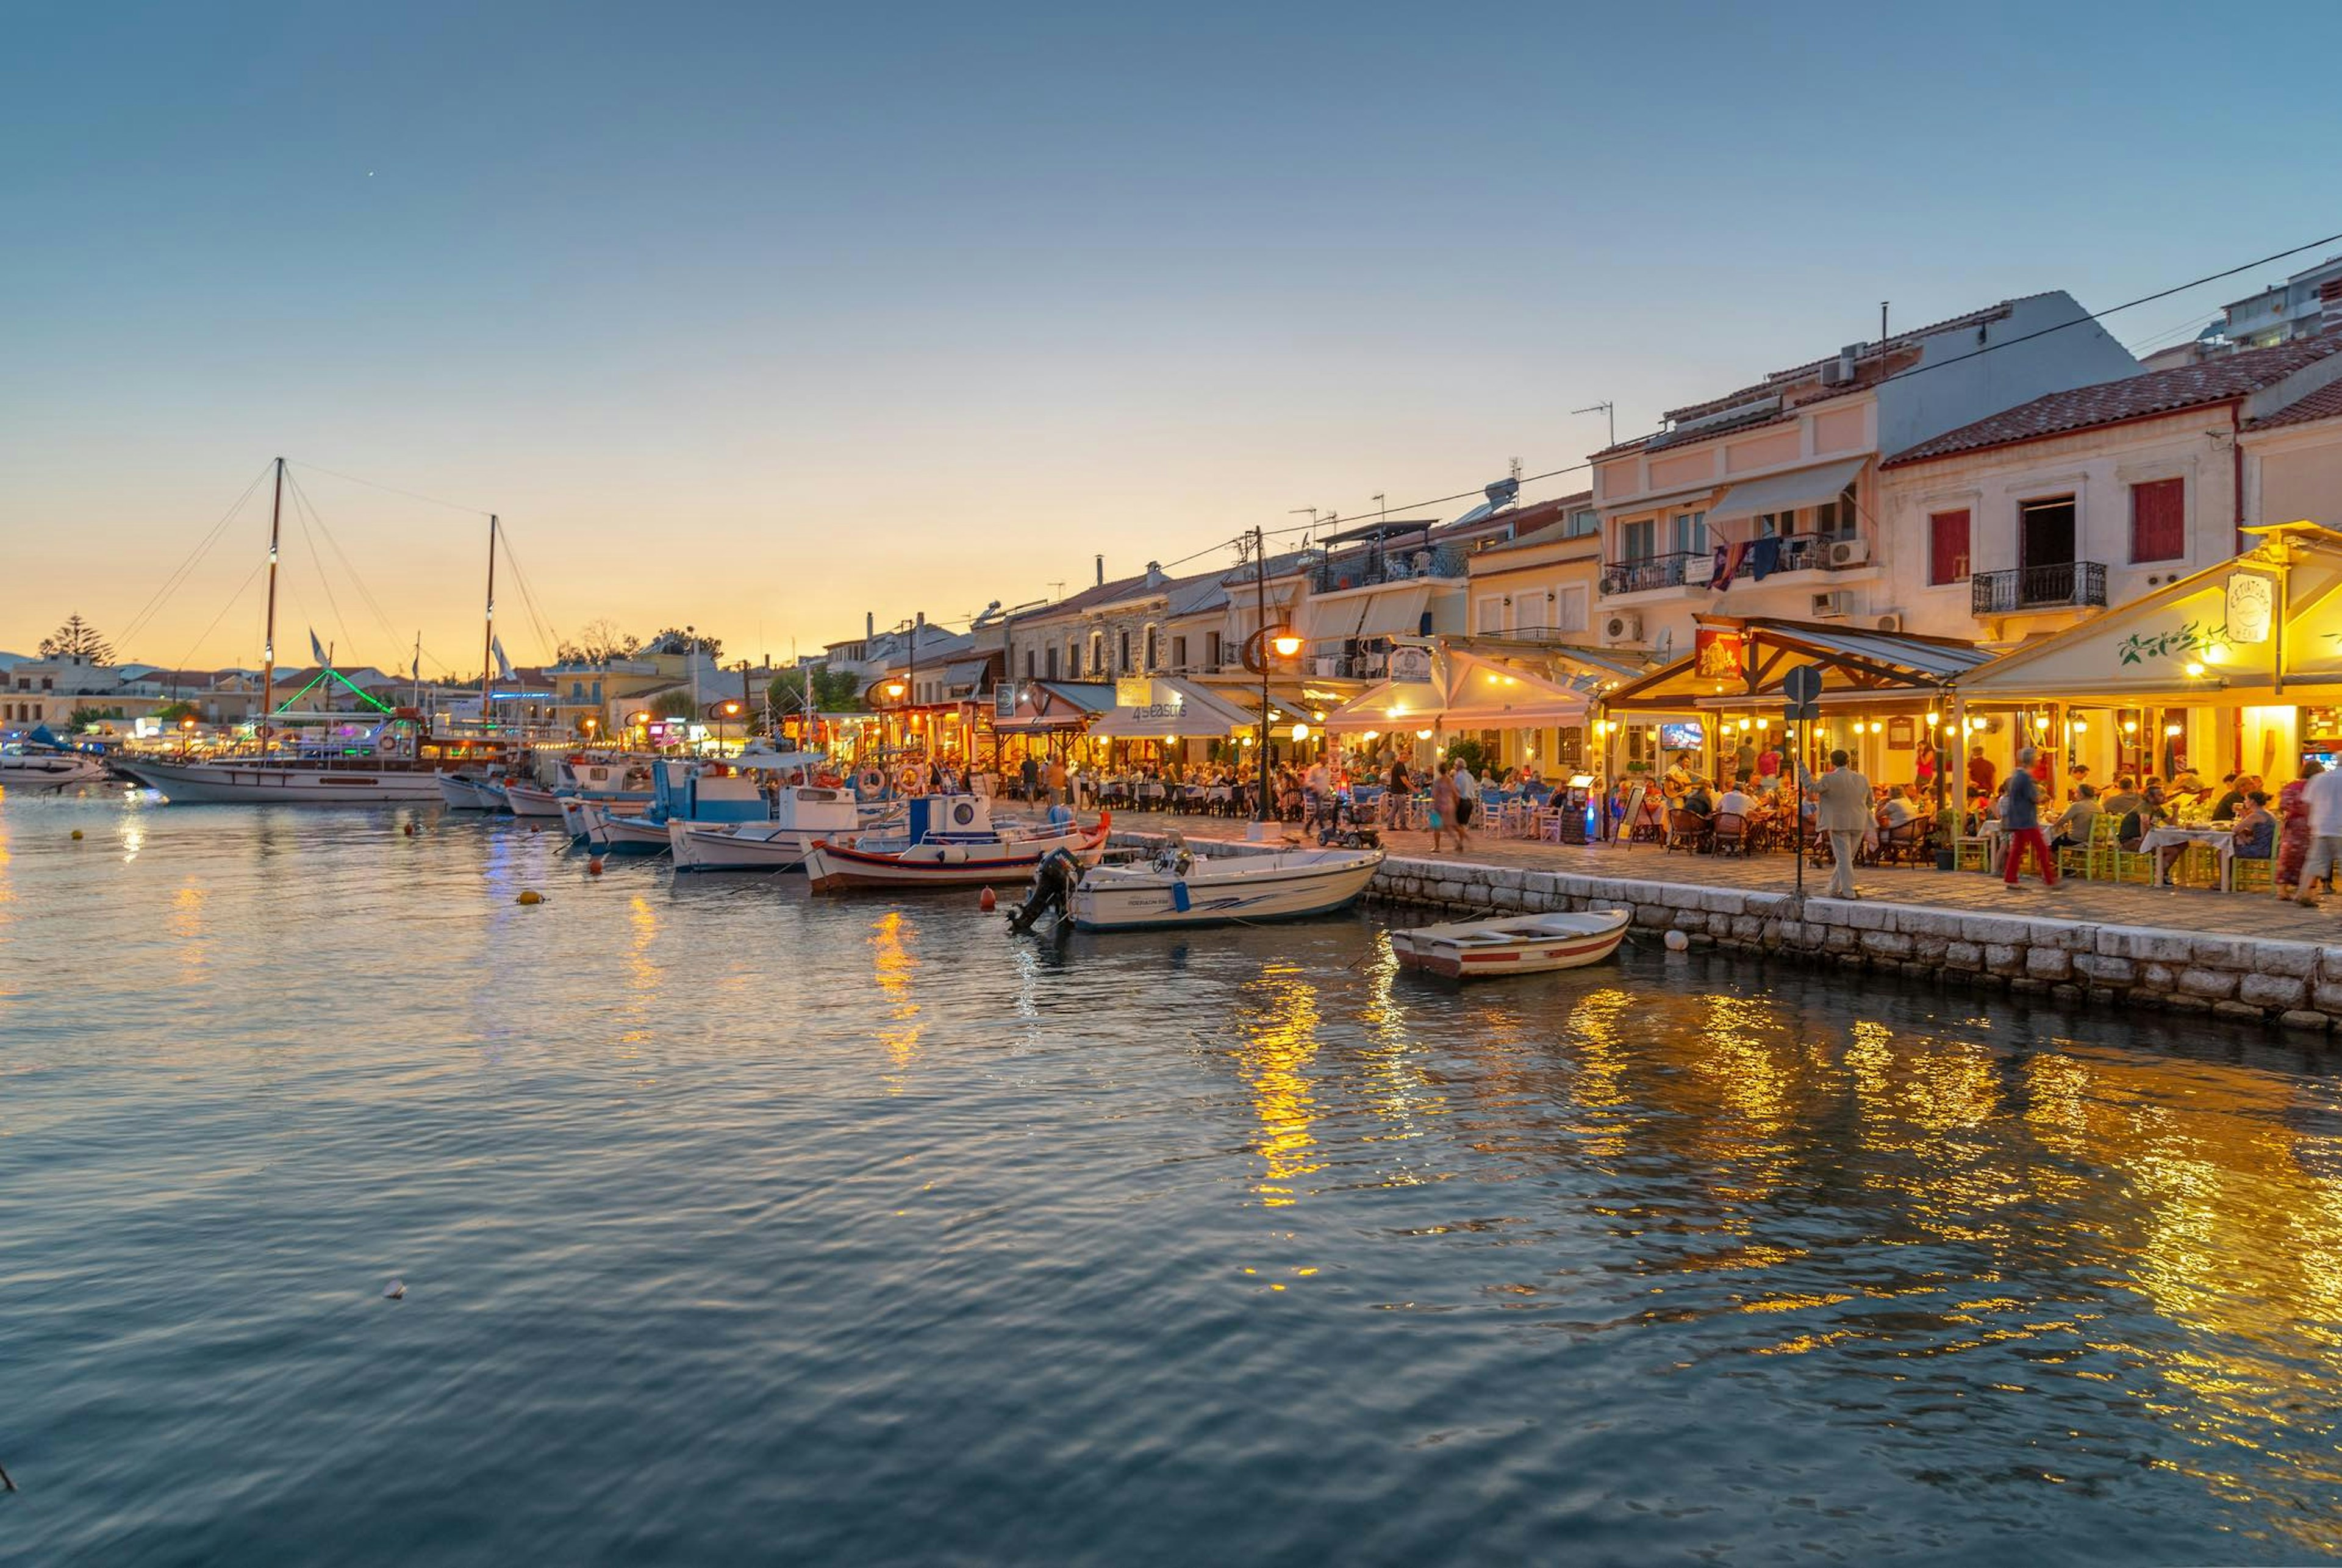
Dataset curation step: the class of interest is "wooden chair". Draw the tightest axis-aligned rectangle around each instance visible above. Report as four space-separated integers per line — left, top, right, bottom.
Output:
1874 815 1926 866
2233 854 2275 893
1664 808 1713 854
1711 809 1749 857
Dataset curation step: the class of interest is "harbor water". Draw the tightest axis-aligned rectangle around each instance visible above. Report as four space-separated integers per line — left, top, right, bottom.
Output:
9 792 2342 1564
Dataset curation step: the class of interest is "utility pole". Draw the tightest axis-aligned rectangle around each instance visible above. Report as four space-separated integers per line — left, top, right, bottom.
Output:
1254 526 1271 829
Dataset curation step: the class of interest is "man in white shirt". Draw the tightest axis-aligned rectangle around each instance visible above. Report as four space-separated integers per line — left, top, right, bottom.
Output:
1716 779 1754 818
2297 761 2342 906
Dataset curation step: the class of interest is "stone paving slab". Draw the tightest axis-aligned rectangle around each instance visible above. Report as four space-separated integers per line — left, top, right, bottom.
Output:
1110 810 2342 946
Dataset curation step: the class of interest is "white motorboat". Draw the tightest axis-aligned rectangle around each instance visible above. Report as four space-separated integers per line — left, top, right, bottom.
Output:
0 746 110 791
118 755 448 803
670 766 865 872
1057 843 1381 931
436 772 509 811
1389 908 1631 979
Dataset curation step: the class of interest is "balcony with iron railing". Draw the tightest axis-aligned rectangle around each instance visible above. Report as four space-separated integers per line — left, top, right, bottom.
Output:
1599 531 1874 598
1970 560 2107 616
1310 542 1467 595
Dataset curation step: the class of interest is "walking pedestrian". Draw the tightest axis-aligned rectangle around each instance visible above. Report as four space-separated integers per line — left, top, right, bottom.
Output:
2294 759 2342 907
2000 745 2058 889
2277 761 2319 898
1429 761 1459 854
1803 748 1873 900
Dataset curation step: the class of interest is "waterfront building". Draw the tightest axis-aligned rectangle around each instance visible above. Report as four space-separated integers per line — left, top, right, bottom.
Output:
1877 333 2342 781
1585 292 2140 670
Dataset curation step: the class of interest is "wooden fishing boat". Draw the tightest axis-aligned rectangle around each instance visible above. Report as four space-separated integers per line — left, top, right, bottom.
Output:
1389 908 1630 979
803 795 1109 893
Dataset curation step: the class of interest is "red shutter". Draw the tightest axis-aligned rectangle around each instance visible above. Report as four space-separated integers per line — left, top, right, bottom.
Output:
2130 479 2185 563
1928 510 1971 585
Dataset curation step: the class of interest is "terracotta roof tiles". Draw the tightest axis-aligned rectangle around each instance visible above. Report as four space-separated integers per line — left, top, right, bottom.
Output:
2250 374 2342 432
1882 336 2342 467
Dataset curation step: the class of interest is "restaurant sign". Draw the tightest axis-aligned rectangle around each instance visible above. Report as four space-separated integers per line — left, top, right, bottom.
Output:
1388 645 1434 684
1130 700 1185 725
995 686 1017 719
1694 628 1746 681
1116 677 1155 707
2226 571 2275 644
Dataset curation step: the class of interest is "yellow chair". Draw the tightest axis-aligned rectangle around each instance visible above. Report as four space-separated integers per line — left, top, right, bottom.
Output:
2233 854 2274 893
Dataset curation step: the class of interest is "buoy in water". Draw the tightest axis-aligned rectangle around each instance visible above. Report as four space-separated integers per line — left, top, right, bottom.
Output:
979 886 997 911
1663 928 1689 952
384 1278 406 1300
69 829 83 840
402 822 417 836
517 890 544 906
587 857 605 876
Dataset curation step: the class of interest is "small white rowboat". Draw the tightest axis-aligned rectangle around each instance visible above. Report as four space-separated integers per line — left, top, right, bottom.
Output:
1389 908 1631 979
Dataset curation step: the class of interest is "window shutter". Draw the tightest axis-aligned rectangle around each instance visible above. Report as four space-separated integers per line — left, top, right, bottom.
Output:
1928 510 1971 585
2130 479 2185 563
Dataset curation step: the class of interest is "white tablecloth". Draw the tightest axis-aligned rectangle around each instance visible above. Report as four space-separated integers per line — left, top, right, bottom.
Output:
2140 825 2236 889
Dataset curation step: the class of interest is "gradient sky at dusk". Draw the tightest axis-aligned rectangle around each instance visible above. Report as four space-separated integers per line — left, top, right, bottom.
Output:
6 1 2337 673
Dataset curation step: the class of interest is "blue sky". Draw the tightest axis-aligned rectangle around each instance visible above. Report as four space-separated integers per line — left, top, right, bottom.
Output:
5 0 2336 670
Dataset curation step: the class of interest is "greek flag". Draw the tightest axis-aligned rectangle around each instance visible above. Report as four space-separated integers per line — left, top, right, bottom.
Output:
492 637 515 681
310 629 328 666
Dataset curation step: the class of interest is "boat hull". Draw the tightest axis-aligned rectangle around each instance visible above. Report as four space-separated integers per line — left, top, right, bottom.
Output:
671 822 825 872
436 775 507 811
590 813 673 854
117 759 443 804
503 783 566 818
1389 909 1631 979
804 826 1107 893
0 757 110 791
1069 849 1381 931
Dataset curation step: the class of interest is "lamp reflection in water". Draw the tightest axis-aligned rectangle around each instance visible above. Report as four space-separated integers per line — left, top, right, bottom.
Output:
869 911 921 1087
1235 962 1322 1206
619 894 661 1045
170 881 209 984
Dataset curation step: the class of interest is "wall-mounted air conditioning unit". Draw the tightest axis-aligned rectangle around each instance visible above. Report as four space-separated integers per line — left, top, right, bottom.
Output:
1811 592 1850 620
1875 612 1903 632
1827 539 1871 567
1602 612 1643 645
1599 571 1628 596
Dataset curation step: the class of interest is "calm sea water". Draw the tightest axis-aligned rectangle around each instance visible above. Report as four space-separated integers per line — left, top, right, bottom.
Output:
7 789 2342 1565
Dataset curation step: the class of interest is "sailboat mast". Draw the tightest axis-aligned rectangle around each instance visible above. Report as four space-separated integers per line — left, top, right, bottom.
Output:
260 456 284 740
479 514 497 737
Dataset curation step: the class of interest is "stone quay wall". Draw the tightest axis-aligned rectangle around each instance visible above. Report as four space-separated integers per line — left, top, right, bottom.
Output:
1109 832 2339 1033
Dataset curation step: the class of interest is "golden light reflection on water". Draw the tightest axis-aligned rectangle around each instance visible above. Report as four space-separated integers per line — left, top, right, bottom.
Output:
869 911 920 1087
1524 981 2342 1552
1235 962 1322 1206
618 894 661 1045
0 811 13 995
168 882 207 983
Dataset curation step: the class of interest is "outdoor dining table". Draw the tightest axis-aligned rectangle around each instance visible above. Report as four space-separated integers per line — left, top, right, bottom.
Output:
2140 823 2238 890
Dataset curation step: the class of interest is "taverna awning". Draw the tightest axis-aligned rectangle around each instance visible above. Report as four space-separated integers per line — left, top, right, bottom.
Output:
1953 521 2342 705
1087 678 1257 739
994 681 1115 732
1602 616 1992 712
1326 648 1588 734
1705 456 1869 528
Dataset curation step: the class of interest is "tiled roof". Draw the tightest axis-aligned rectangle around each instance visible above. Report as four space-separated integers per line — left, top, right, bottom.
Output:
1883 336 2342 466
2251 375 2342 431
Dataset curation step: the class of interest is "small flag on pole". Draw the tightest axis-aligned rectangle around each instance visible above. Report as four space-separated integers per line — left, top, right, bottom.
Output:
492 636 515 681
310 629 329 666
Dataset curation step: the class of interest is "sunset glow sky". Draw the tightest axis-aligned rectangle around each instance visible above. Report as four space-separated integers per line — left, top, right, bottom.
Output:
6 1 2335 674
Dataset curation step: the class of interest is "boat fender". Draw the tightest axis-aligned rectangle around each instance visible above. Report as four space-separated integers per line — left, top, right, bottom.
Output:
1172 879 1191 913
942 845 965 864
587 857 605 876
1663 928 1688 951
979 886 997 911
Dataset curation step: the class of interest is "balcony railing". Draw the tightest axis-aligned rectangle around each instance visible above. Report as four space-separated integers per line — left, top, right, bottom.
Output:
1971 560 2107 615
1310 542 1466 594
1600 532 1875 597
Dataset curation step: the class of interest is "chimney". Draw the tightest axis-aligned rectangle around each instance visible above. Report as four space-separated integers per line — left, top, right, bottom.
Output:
865 611 874 641
1145 559 1164 585
1095 554 1105 587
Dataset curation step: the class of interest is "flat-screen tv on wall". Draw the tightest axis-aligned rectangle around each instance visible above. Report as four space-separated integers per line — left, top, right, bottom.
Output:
1658 722 1705 751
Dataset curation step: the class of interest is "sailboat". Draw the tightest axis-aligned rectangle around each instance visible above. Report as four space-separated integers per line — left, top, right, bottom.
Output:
116 460 513 804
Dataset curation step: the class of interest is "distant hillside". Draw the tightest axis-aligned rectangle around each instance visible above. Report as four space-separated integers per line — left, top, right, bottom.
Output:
0 651 27 670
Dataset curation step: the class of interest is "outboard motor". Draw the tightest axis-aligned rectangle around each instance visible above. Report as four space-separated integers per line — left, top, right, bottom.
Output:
1009 847 1082 934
